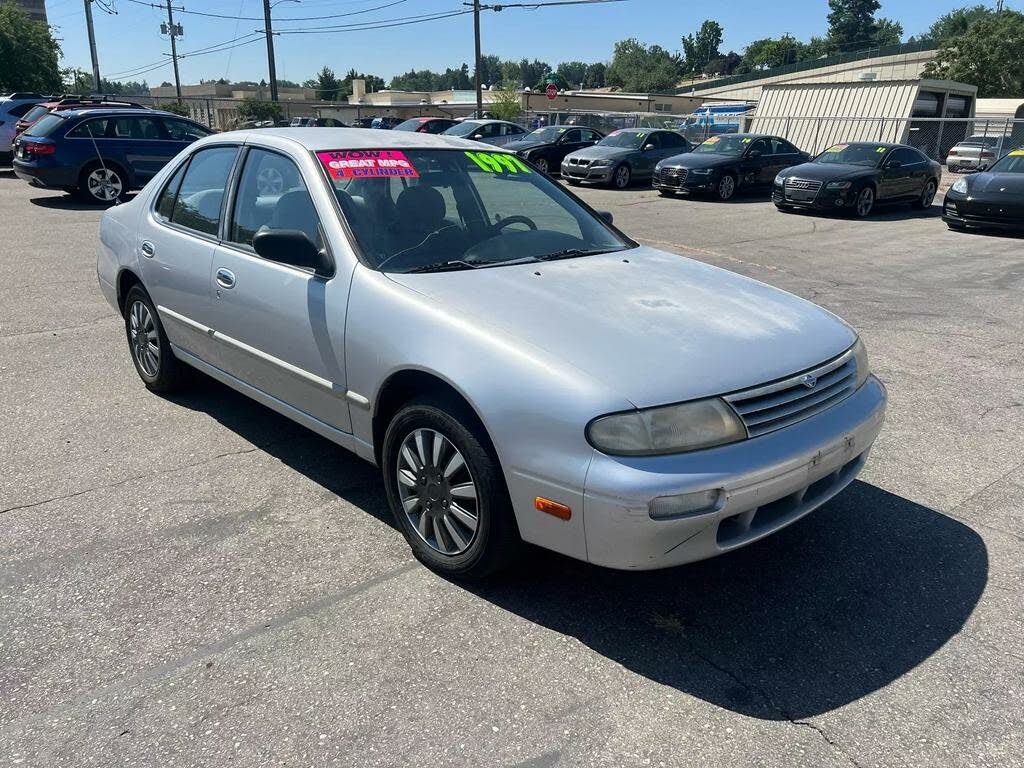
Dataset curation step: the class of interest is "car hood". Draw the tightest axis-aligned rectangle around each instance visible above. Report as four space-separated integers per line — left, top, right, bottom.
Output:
505 139 548 152
779 162 876 182
567 145 636 162
963 171 1024 197
661 152 738 169
387 246 856 408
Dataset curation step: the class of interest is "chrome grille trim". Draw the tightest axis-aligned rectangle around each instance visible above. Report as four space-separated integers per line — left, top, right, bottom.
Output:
785 178 823 191
724 348 858 437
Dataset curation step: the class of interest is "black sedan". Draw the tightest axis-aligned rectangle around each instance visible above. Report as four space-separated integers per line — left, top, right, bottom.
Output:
654 133 808 201
943 149 1024 232
774 142 941 218
505 126 604 175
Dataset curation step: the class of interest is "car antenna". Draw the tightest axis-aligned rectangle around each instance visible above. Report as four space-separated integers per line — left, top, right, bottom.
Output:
85 120 118 205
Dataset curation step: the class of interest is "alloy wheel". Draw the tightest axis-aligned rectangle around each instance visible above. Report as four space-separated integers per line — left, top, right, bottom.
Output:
718 175 736 200
535 157 549 174
395 428 479 556
613 165 630 189
921 181 936 208
856 186 874 217
128 300 160 378
87 168 122 202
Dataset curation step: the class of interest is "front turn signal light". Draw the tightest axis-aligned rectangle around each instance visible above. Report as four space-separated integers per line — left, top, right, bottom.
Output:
535 497 572 520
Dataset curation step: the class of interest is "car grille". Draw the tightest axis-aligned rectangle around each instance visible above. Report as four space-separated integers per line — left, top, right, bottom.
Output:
567 157 592 167
724 348 859 438
784 178 822 191
654 167 687 187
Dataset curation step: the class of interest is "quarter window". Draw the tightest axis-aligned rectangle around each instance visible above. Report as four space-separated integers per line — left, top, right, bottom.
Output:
164 118 211 141
168 146 238 236
155 161 188 220
67 118 109 138
229 148 322 251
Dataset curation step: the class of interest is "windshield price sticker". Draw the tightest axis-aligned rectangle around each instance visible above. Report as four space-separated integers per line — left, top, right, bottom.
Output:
823 144 847 153
465 151 531 174
1010 150 1024 156
741 137 753 143
317 150 419 179
704 136 721 144
876 146 887 153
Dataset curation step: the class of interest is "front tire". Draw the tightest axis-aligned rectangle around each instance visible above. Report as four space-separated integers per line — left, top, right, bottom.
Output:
853 185 875 218
611 164 631 189
533 157 549 174
714 173 737 201
123 286 191 392
382 397 520 578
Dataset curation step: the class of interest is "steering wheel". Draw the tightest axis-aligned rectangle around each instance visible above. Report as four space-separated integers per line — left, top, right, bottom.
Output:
493 215 537 233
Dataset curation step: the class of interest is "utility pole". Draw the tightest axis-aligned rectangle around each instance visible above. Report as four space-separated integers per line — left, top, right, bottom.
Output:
163 1 183 100
262 0 279 101
472 0 482 116
82 0 101 93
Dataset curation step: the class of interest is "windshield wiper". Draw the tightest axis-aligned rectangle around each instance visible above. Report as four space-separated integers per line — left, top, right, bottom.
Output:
402 259 482 273
535 247 624 262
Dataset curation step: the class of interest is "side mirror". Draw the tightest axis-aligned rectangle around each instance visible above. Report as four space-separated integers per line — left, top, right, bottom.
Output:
252 229 332 276
472 134 484 140
748 148 763 158
884 159 902 170
642 144 656 151
597 210 614 225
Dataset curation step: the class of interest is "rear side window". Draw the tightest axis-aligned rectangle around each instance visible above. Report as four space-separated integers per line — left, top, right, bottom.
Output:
155 161 188 220
163 118 211 141
168 146 238 236
229 148 322 251
24 114 65 137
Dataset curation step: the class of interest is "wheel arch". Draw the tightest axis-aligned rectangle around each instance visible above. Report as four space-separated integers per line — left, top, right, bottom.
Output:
116 267 144 316
371 368 495 467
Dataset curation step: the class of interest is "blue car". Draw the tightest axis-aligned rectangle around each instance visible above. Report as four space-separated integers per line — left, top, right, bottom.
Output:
12 107 213 203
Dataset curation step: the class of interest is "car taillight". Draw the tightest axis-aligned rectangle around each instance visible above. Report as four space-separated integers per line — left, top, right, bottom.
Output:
24 143 56 156
948 149 958 155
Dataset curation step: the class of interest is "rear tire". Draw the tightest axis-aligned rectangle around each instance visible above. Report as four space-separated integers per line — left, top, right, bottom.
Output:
123 286 192 393
533 157 549 174
913 179 937 210
382 396 520 579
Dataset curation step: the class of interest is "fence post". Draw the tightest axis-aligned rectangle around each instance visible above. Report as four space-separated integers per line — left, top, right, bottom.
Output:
935 118 946 162
206 99 212 128
814 117 820 153
878 117 884 141
996 119 1007 158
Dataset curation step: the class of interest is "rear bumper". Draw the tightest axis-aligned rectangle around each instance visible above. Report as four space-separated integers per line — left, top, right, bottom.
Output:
12 159 77 189
582 376 886 570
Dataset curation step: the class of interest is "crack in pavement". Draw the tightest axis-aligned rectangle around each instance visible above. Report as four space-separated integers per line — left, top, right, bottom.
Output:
0 315 114 340
0 441 287 516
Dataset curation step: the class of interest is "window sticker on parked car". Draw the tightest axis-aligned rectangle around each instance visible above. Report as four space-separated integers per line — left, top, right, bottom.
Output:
704 136 720 144
1010 150 1024 156
823 144 847 152
876 146 887 153
741 137 752 143
464 151 532 174
316 150 419 179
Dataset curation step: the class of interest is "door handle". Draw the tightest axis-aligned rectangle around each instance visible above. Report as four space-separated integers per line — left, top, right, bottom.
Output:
140 240 155 258
215 268 236 289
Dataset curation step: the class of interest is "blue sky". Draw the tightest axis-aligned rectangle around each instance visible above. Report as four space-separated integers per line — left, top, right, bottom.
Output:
49 0 1006 86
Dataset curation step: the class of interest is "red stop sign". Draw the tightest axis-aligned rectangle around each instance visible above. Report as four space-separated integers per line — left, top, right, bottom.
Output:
546 84 557 100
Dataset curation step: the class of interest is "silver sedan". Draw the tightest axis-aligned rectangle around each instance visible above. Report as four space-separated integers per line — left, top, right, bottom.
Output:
97 129 887 577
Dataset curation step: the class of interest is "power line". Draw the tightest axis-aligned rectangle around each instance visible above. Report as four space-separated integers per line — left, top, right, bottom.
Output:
118 0 414 22
264 8 474 34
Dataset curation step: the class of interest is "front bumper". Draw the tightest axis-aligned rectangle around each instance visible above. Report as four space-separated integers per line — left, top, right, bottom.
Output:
653 170 715 193
772 186 851 210
943 196 1024 231
561 162 614 183
582 375 886 570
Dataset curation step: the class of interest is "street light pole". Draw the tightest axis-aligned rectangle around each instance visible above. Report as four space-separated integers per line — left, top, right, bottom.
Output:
473 0 482 116
262 0 279 102
82 0 101 92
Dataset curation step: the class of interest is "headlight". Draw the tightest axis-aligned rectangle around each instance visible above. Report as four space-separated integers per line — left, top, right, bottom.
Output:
952 177 969 194
655 161 663 171
774 174 785 186
826 180 852 190
590 159 612 167
852 337 870 389
587 398 747 456
690 168 713 175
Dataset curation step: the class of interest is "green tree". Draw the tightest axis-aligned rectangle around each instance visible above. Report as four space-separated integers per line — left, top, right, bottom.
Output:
924 10 1024 97
872 18 904 46
312 66 340 101
475 55 503 88
236 98 282 122
606 39 682 92
556 61 589 88
704 51 743 76
826 0 901 51
488 81 522 122
742 35 805 70
681 20 723 75
927 5 994 42
583 62 606 88
0 1 63 92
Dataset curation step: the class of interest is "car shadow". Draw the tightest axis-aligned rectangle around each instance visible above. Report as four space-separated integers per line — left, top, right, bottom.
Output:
166 376 987 721
782 203 943 221
29 193 135 211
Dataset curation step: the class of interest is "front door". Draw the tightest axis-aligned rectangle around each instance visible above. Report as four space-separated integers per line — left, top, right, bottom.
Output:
207 146 351 432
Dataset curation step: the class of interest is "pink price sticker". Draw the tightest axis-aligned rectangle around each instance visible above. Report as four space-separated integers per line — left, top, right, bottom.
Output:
316 150 419 179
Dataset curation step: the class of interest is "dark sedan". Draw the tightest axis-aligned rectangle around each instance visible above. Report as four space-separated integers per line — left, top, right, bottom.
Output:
943 149 1024 232
393 117 459 134
774 142 941 218
654 134 808 201
504 125 604 175
561 129 691 189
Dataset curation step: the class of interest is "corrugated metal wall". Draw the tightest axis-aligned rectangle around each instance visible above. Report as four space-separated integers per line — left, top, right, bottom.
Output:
750 81 919 154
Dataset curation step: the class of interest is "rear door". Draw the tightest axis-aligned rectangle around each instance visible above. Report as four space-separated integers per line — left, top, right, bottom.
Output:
110 115 172 184
767 138 803 182
898 147 932 198
633 131 663 177
140 145 240 363
207 146 351 432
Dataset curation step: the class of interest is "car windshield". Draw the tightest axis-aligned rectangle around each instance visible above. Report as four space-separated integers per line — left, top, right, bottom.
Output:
988 150 1024 173
22 104 49 122
526 126 567 143
444 121 485 137
317 148 631 273
597 130 647 149
24 114 65 137
692 135 749 156
814 144 885 167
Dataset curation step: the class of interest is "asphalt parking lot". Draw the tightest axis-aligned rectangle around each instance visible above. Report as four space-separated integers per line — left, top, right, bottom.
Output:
1 168 1022 768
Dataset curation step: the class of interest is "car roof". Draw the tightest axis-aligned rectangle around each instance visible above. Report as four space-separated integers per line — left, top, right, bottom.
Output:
224 127 501 152
54 107 177 119
833 141 900 149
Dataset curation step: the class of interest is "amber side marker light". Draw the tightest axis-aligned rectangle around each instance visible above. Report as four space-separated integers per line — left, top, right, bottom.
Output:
535 497 572 520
